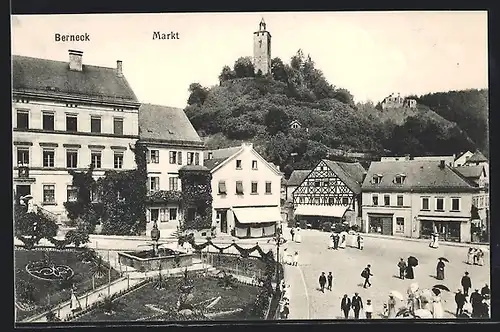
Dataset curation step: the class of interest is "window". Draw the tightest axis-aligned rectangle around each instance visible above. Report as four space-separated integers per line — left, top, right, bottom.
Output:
150 176 160 191
208 152 213 159
265 181 272 194
43 149 55 167
372 175 381 184
384 195 390 206
236 160 242 169
91 188 100 203
236 181 244 195
323 181 330 187
169 208 177 221
314 197 320 204
177 151 182 165
451 198 460 211
114 152 124 169
342 197 349 205
187 152 195 165
113 117 124 135
17 148 29 166
150 208 159 223
328 197 335 205
299 197 305 204
16 110 29 129
396 217 404 233
394 175 405 184
397 195 403 207
89 151 101 168
159 208 168 222
66 150 78 168
67 185 78 202
372 195 378 206
66 114 77 131
42 112 55 131
252 160 258 170
90 116 101 133
421 197 429 210
169 151 177 164
218 181 227 195
169 177 179 191
149 150 159 164
314 181 320 187
195 152 200 166
43 184 55 204
251 181 258 194
436 198 444 211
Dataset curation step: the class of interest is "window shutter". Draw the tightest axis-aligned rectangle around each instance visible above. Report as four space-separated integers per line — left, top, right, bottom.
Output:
178 151 182 165
195 152 200 165
146 150 151 163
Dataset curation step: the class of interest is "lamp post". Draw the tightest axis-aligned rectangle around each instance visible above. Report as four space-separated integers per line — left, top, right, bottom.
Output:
273 227 283 292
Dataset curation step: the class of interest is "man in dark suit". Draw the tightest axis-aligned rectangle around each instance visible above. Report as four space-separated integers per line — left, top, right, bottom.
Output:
319 272 327 293
362 265 373 288
327 272 333 291
341 294 351 319
351 292 363 319
470 289 483 318
455 289 467 317
461 272 472 296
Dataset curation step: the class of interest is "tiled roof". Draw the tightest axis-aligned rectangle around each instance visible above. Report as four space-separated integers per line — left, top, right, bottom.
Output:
12 55 138 104
286 170 311 186
204 158 227 171
454 166 484 179
466 151 488 163
203 146 242 160
179 165 209 172
323 160 366 194
139 104 203 145
362 160 478 192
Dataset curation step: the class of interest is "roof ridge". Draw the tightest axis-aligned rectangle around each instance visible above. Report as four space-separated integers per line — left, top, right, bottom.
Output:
13 54 118 71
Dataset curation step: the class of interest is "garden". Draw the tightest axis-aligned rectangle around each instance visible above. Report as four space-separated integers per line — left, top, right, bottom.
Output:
14 247 121 322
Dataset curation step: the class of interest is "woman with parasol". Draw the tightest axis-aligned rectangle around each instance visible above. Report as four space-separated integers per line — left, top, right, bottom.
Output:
406 256 418 279
387 292 400 318
436 258 447 280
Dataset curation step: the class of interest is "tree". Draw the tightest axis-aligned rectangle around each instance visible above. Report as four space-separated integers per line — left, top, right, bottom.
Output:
233 57 255 78
332 88 355 106
264 107 289 135
14 203 58 249
283 164 294 180
219 65 236 82
187 83 209 105
271 57 288 83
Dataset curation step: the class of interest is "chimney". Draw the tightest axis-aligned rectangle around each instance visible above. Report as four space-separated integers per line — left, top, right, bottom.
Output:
439 160 445 169
116 60 123 76
68 50 83 71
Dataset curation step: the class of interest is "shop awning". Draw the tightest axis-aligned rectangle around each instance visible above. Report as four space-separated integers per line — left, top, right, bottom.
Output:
295 204 349 218
419 216 470 223
232 206 281 224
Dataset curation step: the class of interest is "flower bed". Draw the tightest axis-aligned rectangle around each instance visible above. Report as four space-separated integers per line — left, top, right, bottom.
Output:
14 247 121 322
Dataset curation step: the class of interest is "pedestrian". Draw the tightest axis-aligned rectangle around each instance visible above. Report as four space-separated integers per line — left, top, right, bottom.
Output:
436 258 445 280
357 234 361 249
290 228 295 242
351 292 363 319
461 272 472 297
405 258 415 280
341 294 351 319
397 258 406 279
481 283 490 299
455 289 466 317
333 233 339 249
472 248 478 265
432 290 444 318
281 302 290 319
365 299 373 319
470 289 482 318
319 272 327 293
292 251 299 266
466 248 474 265
361 264 373 288
358 235 364 250
387 295 396 318
295 228 302 243
327 272 333 291
328 233 335 249
477 249 484 266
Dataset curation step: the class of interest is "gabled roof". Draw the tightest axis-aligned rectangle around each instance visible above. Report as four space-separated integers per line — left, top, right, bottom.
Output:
454 166 485 179
286 170 311 186
455 151 473 161
323 160 366 194
204 158 227 171
139 104 204 146
465 151 488 163
362 160 478 192
203 146 242 160
208 145 282 176
12 55 138 105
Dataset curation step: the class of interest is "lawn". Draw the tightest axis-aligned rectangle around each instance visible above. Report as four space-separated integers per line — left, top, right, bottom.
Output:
74 275 262 322
15 248 121 322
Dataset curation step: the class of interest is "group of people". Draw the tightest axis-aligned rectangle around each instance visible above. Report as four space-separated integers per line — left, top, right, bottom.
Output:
278 280 291 319
327 232 364 250
466 247 485 266
340 293 368 319
318 272 334 292
280 248 299 266
458 272 490 318
289 227 302 243
396 257 417 280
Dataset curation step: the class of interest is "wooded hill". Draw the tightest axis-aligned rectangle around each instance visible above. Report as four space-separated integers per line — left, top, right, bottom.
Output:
184 50 488 174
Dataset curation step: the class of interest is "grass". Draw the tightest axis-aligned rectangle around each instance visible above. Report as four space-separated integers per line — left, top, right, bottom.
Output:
74 275 261 322
14 248 121 322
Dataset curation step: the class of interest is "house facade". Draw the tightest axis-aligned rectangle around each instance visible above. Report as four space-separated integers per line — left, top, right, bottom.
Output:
284 170 310 202
205 143 282 238
12 50 140 221
381 93 417 110
361 160 482 243
292 160 366 229
454 151 474 167
138 104 205 233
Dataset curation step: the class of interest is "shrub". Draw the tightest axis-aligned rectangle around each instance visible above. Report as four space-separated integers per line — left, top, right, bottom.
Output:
65 229 90 248
299 219 308 229
322 221 332 232
14 203 58 248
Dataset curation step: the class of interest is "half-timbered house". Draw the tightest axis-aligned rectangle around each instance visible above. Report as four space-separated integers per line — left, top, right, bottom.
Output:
292 160 366 229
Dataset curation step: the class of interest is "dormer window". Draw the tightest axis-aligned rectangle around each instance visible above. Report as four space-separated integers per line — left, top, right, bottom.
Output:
372 174 382 184
394 174 406 184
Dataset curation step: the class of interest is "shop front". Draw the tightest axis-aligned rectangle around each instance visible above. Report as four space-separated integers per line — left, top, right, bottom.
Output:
419 217 469 242
367 214 393 235
232 206 281 238
294 204 349 229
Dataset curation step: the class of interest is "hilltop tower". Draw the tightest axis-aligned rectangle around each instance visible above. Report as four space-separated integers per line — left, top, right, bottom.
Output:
253 18 272 75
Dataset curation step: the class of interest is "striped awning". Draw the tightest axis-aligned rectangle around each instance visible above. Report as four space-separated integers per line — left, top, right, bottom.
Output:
232 206 281 224
295 204 349 218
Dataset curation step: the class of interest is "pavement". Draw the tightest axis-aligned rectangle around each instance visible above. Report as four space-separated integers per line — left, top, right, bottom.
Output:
280 227 490 320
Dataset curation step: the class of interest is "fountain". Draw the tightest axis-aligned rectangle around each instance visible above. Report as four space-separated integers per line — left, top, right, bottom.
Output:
118 221 193 272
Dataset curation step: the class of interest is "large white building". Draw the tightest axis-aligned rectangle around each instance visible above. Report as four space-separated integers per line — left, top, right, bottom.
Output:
204 143 282 238
139 104 205 233
12 50 140 221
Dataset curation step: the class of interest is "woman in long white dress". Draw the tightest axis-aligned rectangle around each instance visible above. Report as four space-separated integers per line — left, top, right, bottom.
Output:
328 233 335 249
432 294 444 318
338 232 347 249
292 251 299 266
295 228 302 243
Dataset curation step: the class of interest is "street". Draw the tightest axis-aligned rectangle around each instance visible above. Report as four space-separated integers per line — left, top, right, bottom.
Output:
281 228 490 319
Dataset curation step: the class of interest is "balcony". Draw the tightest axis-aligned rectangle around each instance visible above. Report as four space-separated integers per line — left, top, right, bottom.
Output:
146 190 182 204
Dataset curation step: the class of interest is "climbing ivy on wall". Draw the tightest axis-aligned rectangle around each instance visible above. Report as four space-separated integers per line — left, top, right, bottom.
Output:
64 140 147 235
178 167 213 231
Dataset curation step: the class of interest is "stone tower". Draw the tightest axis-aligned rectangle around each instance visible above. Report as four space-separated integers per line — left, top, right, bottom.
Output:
253 18 272 75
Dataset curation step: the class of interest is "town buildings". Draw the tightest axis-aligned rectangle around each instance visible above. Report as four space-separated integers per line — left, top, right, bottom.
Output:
361 160 485 243
12 50 140 221
253 18 272 75
291 160 366 229
204 143 282 238
283 170 310 202
139 104 205 233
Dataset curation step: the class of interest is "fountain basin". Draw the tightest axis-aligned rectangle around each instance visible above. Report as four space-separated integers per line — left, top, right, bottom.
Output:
118 248 192 272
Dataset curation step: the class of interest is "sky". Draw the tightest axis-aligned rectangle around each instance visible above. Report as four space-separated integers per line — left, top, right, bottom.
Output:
11 11 488 108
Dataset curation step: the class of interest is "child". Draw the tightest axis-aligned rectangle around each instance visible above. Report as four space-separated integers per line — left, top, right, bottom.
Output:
365 299 373 319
